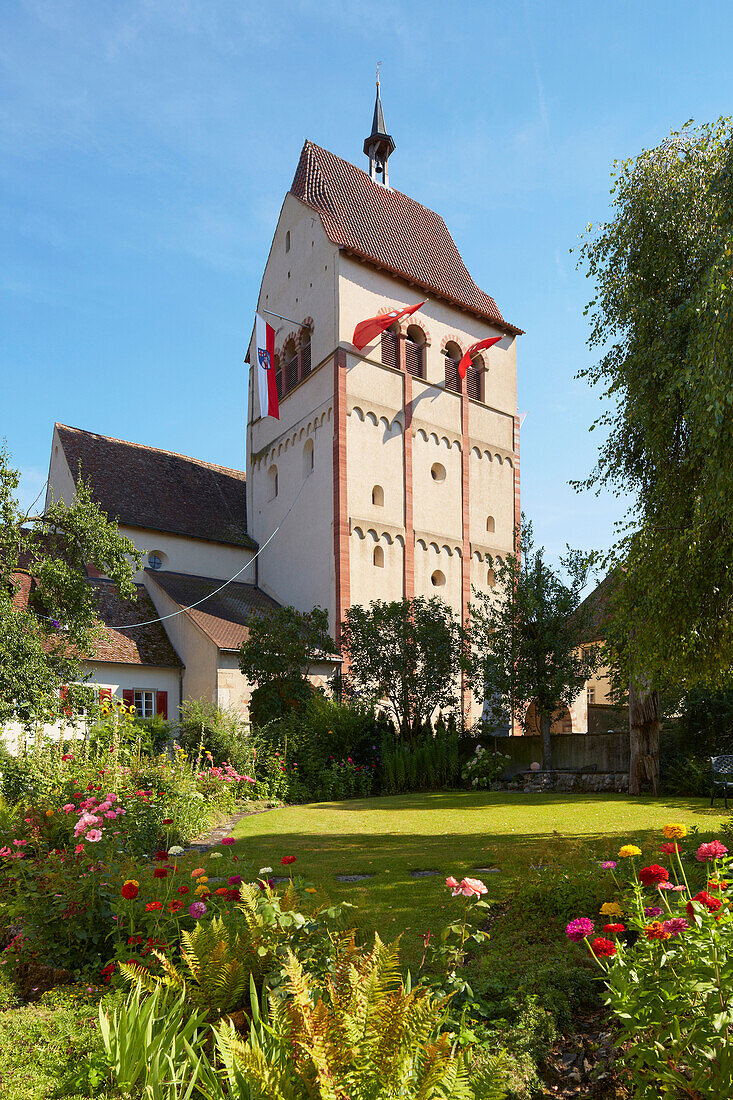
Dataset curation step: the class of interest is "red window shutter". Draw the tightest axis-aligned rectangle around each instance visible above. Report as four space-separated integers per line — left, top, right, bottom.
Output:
60 685 71 717
99 688 112 706
122 689 135 709
156 691 168 720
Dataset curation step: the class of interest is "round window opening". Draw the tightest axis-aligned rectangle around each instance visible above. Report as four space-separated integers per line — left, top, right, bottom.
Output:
430 462 446 482
148 553 163 571
431 569 446 587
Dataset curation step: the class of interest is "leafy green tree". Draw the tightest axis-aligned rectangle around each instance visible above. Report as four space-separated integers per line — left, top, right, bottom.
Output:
238 604 334 688
0 445 140 729
340 596 462 741
468 524 598 770
576 117 733 790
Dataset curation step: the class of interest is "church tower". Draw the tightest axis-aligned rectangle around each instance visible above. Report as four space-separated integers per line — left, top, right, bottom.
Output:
246 92 522 720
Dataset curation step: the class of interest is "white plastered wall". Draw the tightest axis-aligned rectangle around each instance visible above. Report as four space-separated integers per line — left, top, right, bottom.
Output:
1 662 180 754
246 195 339 629
144 575 219 704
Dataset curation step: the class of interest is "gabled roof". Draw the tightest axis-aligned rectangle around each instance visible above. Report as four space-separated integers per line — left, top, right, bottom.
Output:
55 424 255 549
290 141 522 335
9 571 182 668
146 570 281 651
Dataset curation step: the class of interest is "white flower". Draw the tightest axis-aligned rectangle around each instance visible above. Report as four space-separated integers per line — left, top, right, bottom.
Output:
209 852 223 860
168 845 184 856
259 866 273 874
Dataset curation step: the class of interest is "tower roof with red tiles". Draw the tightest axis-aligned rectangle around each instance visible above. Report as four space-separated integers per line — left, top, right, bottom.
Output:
290 140 522 335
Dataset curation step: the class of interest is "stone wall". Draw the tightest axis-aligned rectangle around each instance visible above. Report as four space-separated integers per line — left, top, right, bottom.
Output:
496 732 629 777
518 769 629 793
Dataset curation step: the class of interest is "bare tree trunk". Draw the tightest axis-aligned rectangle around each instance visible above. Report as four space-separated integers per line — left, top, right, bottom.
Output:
628 681 660 794
541 712 553 771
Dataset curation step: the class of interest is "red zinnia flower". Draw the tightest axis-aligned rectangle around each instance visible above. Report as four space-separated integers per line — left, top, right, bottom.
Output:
644 921 671 940
177 885 189 895
162 819 173 825
687 890 723 917
659 842 679 855
121 882 138 900
153 868 168 879
603 923 625 935
639 864 669 886
167 900 184 913
589 937 617 957
127 934 143 946
226 888 240 901
281 855 296 866
215 887 228 895
145 901 163 912
154 850 168 861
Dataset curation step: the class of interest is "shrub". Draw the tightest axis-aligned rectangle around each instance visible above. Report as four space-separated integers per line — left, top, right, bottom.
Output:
380 724 462 794
249 676 320 727
177 698 255 775
462 745 511 789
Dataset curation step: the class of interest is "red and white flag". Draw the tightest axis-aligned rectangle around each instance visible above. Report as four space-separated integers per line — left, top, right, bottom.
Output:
255 313 279 419
352 300 425 351
458 336 503 380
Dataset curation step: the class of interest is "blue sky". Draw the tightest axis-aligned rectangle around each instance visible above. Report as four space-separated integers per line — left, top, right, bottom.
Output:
2 0 732 566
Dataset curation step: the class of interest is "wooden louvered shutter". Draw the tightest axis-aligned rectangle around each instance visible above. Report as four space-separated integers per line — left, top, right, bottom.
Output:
284 353 298 392
405 339 423 378
444 357 460 393
466 364 482 402
99 687 112 706
380 330 398 369
300 341 311 378
155 691 168 720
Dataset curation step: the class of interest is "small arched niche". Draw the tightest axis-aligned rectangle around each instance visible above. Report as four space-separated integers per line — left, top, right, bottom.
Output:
371 484 384 506
303 438 314 476
431 462 446 483
268 465 279 501
373 545 384 568
486 516 496 534
487 568 496 587
431 569 446 587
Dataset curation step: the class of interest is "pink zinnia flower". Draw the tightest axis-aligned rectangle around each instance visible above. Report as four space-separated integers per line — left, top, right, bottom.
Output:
221 837 235 846
566 917 594 942
662 917 688 936
446 876 459 889
189 901 207 919
74 844 85 854
63 803 75 813
0 846 11 858
12 839 27 847
191 868 205 877
696 841 728 862
600 861 617 869
86 829 103 843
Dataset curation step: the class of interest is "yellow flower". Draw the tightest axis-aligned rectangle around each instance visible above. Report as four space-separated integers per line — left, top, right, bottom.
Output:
124 879 139 888
305 887 317 894
618 845 642 858
196 876 208 884
100 707 110 716
45 809 54 817
663 823 687 840
600 901 624 916
195 885 210 896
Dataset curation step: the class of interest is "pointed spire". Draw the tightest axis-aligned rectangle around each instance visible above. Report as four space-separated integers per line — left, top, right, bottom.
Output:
364 66 395 186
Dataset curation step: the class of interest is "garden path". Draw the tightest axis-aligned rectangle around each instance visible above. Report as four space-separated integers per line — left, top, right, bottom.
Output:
188 802 277 852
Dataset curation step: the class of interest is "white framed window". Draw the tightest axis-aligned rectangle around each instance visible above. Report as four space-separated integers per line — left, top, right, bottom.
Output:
587 687 595 705
134 690 155 718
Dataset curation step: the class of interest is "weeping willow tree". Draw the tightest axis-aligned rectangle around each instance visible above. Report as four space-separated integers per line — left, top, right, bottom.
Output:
577 117 733 792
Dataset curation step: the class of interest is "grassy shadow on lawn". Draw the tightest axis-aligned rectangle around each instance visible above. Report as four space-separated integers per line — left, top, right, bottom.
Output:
230 792 729 969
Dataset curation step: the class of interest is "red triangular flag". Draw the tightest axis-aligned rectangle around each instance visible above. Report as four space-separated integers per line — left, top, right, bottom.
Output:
458 336 502 379
352 301 425 351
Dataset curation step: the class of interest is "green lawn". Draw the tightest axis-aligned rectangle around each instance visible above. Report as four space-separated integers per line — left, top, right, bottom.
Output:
232 791 728 967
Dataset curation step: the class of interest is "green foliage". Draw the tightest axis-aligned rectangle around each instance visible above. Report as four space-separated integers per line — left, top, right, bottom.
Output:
187 936 510 1099
239 604 334 687
177 697 256 773
380 725 462 794
576 118 733 692
342 596 463 741
99 982 209 1099
249 677 320 728
0 445 141 729
469 521 599 770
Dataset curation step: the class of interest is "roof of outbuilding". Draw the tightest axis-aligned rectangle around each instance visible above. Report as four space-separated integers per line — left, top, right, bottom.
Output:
146 570 282 651
290 141 522 335
8 572 182 668
55 424 255 549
